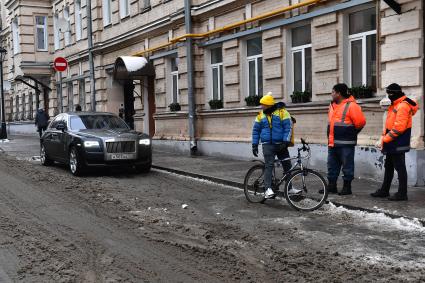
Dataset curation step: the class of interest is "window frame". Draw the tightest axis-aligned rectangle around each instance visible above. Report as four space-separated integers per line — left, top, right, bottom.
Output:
169 56 179 104
12 18 20 55
170 70 179 104
246 53 263 97
63 6 71 46
348 29 377 87
53 13 60 50
75 0 83 41
103 0 112 26
119 0 130 19
210 47 224 101
291 43 312 93
35 16 48 51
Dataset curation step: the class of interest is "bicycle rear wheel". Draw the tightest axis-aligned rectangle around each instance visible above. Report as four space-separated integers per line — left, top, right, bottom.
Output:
284 169 328 211
244 164 266 203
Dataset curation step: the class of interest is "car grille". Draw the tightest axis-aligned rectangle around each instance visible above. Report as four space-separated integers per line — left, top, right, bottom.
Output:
106 141 136 153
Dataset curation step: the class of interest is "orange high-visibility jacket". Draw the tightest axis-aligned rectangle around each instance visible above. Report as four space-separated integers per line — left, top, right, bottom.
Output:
382 95 418 153
327 96 366 147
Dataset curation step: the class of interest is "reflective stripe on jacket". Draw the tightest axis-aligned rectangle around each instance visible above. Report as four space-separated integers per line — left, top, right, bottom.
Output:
382 95 418 154
252 105 292 145
327 96 366 147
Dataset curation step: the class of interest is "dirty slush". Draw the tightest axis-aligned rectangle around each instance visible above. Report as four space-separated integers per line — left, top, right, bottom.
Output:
0 154 424 282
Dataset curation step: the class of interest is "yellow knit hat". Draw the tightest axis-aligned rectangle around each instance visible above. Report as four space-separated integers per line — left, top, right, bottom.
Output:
260 92 275 106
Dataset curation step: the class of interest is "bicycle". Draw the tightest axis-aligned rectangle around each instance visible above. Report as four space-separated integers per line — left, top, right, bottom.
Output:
244 138 328 211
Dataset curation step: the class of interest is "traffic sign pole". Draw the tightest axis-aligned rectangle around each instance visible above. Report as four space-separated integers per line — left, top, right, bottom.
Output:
53 57 68 113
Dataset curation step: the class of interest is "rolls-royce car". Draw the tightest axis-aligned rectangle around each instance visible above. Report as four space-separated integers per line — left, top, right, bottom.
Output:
40 112 152 176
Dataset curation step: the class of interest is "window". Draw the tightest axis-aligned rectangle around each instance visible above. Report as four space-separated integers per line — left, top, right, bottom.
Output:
103 0 112 26
53 13 60 50
246 37 263 97
348 8 377 88
64 6 71 46
67 82 73 112
170 57 179 104
143 0 151 9
210 47 223 101
291 25 312 93
120 0 130 19
79 79 86 110
35 16 48 51
75 0 83 41
12 18 20 54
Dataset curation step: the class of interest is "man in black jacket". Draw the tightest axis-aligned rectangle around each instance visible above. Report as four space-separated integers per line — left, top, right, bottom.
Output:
35 109 49 138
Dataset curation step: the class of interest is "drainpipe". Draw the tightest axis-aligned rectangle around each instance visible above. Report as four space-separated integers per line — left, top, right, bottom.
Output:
423 1 425 145
184 0 197 155
87 0 96 111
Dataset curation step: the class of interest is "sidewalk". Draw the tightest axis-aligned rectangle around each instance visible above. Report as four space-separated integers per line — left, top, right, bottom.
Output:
1 135 424 223
153 149 425 223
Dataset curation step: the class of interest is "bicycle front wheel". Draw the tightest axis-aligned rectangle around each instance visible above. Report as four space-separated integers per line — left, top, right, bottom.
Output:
284 169 328 211
244 164 266 203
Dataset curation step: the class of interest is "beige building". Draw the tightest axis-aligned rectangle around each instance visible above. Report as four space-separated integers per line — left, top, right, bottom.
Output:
0 0 424 184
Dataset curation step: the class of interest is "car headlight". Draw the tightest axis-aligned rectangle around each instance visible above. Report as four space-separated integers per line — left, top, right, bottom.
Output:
84 141 100 147
139 139 151 145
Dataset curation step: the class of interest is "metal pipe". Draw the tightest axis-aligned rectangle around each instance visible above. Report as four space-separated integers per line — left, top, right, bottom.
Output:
184 0 197 155
87 0 96 111
133 0 322 56
0 52 6 139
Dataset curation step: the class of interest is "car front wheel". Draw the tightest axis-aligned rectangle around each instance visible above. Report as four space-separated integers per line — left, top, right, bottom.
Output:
135 163 151 174
69 146 85 176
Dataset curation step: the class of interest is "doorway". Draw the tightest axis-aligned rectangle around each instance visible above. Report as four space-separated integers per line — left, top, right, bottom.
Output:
123 80 135 129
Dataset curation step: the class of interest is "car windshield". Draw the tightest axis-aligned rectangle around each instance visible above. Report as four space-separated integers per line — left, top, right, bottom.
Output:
69 115 129 131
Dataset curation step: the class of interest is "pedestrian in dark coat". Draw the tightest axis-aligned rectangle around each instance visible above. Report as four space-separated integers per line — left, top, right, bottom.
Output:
35 109 49 138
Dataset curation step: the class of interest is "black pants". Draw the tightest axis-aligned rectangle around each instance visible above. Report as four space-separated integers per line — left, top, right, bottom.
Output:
381 153 407 195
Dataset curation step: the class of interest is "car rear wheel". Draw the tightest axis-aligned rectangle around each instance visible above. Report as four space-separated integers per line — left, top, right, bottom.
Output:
40 144 53 166
135 163 151 174
69 147 85 176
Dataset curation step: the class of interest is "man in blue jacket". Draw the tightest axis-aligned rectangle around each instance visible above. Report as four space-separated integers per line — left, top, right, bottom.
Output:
252 93 297 199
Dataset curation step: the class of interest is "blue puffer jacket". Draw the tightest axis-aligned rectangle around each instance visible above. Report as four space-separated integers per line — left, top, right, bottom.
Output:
252 102 293 145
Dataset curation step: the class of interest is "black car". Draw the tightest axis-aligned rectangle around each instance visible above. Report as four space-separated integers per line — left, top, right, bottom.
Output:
40 112 152 176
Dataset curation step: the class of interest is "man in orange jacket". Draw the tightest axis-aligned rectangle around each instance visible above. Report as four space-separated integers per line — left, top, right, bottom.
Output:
327 83 366 195
371 83 418 201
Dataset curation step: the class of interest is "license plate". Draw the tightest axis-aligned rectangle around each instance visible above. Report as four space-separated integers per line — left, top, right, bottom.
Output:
111 153 132 160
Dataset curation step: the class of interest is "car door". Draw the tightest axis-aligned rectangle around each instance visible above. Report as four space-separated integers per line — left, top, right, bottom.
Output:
49 114 65 159
55 115 69 162
43 115 61 159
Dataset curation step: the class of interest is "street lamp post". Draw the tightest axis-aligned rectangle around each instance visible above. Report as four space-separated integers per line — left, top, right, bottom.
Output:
0 47 7 140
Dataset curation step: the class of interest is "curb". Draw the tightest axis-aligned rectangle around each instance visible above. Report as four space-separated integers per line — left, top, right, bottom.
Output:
153 164 425 226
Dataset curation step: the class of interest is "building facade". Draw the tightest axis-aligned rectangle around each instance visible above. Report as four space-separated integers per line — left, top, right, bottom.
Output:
0 0 424 184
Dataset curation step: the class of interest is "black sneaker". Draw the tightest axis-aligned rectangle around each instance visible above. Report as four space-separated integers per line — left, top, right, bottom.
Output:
388 193 408 201
338 181 352 196
370 190 390 198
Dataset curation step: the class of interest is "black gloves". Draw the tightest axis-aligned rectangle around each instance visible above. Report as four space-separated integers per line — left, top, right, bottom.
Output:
252 144 258 157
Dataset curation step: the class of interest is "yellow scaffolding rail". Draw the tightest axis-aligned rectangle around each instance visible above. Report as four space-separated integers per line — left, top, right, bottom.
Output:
132 0 322 56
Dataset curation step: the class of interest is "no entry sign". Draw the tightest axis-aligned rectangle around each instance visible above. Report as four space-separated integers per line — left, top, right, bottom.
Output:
53 57 68 72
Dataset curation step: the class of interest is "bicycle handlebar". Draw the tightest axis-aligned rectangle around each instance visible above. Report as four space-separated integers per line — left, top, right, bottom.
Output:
299 138 310 152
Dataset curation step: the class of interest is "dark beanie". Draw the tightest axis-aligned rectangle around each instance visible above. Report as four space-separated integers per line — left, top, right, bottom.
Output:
333 83 349 98
386 83 402 95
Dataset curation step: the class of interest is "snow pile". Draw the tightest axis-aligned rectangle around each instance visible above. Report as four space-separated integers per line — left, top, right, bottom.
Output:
119 56 148 73
319 202 425 233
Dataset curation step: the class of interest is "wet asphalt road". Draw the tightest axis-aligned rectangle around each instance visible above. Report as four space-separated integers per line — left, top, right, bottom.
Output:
0 153 424 282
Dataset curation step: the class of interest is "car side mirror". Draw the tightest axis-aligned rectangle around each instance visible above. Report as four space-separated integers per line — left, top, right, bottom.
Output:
56 122 66 131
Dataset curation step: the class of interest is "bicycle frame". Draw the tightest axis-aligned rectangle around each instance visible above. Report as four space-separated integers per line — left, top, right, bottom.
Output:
273 146 311 188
